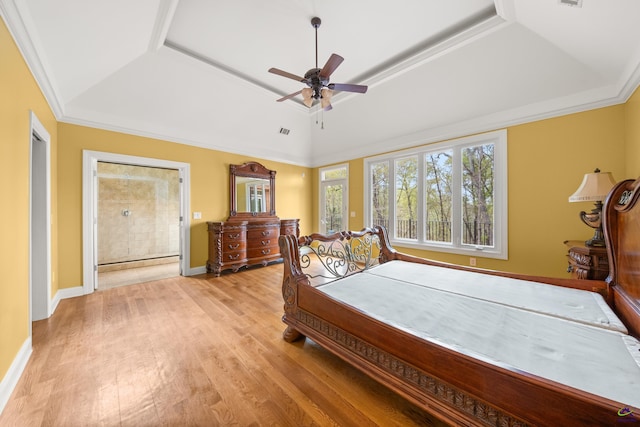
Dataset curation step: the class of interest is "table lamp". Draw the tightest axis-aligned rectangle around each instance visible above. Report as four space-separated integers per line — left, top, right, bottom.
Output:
568 168 616 247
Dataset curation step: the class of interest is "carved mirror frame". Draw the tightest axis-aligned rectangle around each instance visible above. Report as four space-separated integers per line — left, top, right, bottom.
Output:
229 161 277 219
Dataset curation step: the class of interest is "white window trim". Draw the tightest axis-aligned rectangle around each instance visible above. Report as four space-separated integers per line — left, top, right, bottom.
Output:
364 130 508 260
319 163 349 234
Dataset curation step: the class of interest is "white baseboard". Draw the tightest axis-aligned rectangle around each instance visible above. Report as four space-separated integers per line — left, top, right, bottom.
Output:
0 337 32 416
186 266 207 276
51 285 85 315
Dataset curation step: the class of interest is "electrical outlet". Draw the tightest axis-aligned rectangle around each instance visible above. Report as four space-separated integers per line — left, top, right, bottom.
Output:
469 257 477 266
193 212 202 219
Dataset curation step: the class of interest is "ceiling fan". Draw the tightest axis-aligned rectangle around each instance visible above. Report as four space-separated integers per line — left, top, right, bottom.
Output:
268 17 368 111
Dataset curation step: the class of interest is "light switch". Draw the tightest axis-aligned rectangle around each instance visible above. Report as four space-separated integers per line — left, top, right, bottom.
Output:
350 211 356 217
193 212 202 219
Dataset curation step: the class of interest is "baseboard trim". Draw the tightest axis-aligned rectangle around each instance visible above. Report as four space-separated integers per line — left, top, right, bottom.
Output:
51 286 85 315
0 337 32 416
186 266 207 276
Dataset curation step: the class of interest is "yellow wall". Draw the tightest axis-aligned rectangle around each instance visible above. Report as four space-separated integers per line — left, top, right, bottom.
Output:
57 123 312 288
316 104 631 278
0 17 58 382
625 86 640 177
2 4 640 402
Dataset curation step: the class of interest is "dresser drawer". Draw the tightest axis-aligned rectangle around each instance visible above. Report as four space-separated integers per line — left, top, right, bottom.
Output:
222 240 246 252
222 250 246 263
247 225 279 241
222 231 245 245
247 235 277 249
247 246 278 259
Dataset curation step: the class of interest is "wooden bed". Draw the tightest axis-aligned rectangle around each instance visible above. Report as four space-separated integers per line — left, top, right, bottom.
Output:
278 176 640 426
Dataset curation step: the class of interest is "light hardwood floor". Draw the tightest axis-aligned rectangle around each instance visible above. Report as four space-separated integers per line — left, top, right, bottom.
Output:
98 262 180 291
0 264 446 426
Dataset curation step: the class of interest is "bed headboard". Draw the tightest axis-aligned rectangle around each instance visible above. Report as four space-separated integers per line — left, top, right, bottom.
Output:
290 228 385 286
603 176 640 338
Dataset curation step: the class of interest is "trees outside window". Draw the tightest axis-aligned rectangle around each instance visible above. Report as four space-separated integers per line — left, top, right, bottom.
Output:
365 130 507 259
394 157 418 239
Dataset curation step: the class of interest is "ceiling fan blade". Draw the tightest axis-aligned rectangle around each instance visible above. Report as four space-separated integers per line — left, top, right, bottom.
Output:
268 68 306 83
328 83 368 93
319 54 344 79
276 90 302 102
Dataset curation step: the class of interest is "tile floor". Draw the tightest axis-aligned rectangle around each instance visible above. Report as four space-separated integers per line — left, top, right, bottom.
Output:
97 262 180 290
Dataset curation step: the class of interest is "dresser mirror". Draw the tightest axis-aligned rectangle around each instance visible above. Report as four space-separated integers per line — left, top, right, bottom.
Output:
229 161 276 218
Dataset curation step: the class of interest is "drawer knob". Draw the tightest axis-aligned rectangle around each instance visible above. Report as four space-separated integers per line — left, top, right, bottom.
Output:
228 243 240 250
228 254 240 260
261 239 270 245
229 233 240 239
262 249 271 255
261 230 271 236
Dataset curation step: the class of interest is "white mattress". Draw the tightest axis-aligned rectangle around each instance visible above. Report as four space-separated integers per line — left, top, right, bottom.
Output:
363 260 627 333
318 272 640 407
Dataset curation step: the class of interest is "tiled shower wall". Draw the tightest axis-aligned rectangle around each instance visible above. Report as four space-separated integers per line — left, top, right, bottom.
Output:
97 162 180 265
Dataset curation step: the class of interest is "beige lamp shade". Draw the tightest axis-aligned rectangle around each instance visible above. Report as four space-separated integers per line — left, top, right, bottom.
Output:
301 88 313 107
320 88 333 109
568 169 616 202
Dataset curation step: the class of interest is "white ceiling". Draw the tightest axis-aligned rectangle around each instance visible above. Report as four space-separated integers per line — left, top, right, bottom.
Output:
2 0 640 167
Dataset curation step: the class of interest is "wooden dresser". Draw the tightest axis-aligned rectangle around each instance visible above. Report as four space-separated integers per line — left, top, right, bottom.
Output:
207 161 300 276
564 240 609 280
207 218 299 276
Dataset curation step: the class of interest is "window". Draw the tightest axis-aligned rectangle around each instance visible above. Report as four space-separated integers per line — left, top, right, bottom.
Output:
319 164 349 234
365 130 507 259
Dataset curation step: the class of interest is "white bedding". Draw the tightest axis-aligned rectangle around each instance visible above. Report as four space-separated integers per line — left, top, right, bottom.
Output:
319 271 640 407
364 260 627 333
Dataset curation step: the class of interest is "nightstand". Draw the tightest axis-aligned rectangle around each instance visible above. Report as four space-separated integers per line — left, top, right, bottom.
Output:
564 240 609 280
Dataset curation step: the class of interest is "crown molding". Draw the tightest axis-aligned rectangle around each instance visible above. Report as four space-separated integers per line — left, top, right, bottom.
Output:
0 0 64 118
148 0 180 52
58 113 313 167
308 81 637 168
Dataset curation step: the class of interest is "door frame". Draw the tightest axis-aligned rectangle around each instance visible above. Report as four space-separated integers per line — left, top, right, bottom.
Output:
29 111 51 324
82 150 191 294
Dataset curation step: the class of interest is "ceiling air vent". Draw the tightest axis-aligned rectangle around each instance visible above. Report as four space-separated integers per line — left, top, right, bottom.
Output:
559 0 583 7
279 127 290 135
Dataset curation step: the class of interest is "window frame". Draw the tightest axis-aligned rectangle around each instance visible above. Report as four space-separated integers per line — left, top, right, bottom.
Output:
364 130 508 260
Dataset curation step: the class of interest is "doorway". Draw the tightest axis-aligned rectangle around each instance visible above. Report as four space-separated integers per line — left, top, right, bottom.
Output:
29 112 51 322
96 162 181 290
82 151 191 294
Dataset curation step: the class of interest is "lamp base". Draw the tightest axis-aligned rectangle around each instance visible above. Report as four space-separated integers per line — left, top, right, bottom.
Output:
580 201 606 247
585 227 605 247
585 237 605 247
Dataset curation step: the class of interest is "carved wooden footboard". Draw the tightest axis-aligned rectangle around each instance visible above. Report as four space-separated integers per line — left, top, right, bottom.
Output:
279 226 639 426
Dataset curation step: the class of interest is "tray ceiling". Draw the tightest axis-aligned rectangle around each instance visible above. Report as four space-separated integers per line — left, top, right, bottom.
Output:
2 0 639 166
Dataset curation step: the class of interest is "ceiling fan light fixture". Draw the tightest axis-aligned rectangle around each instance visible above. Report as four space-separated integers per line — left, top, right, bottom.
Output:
267 17 367 110
302 88 313 107
321 88 333 109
